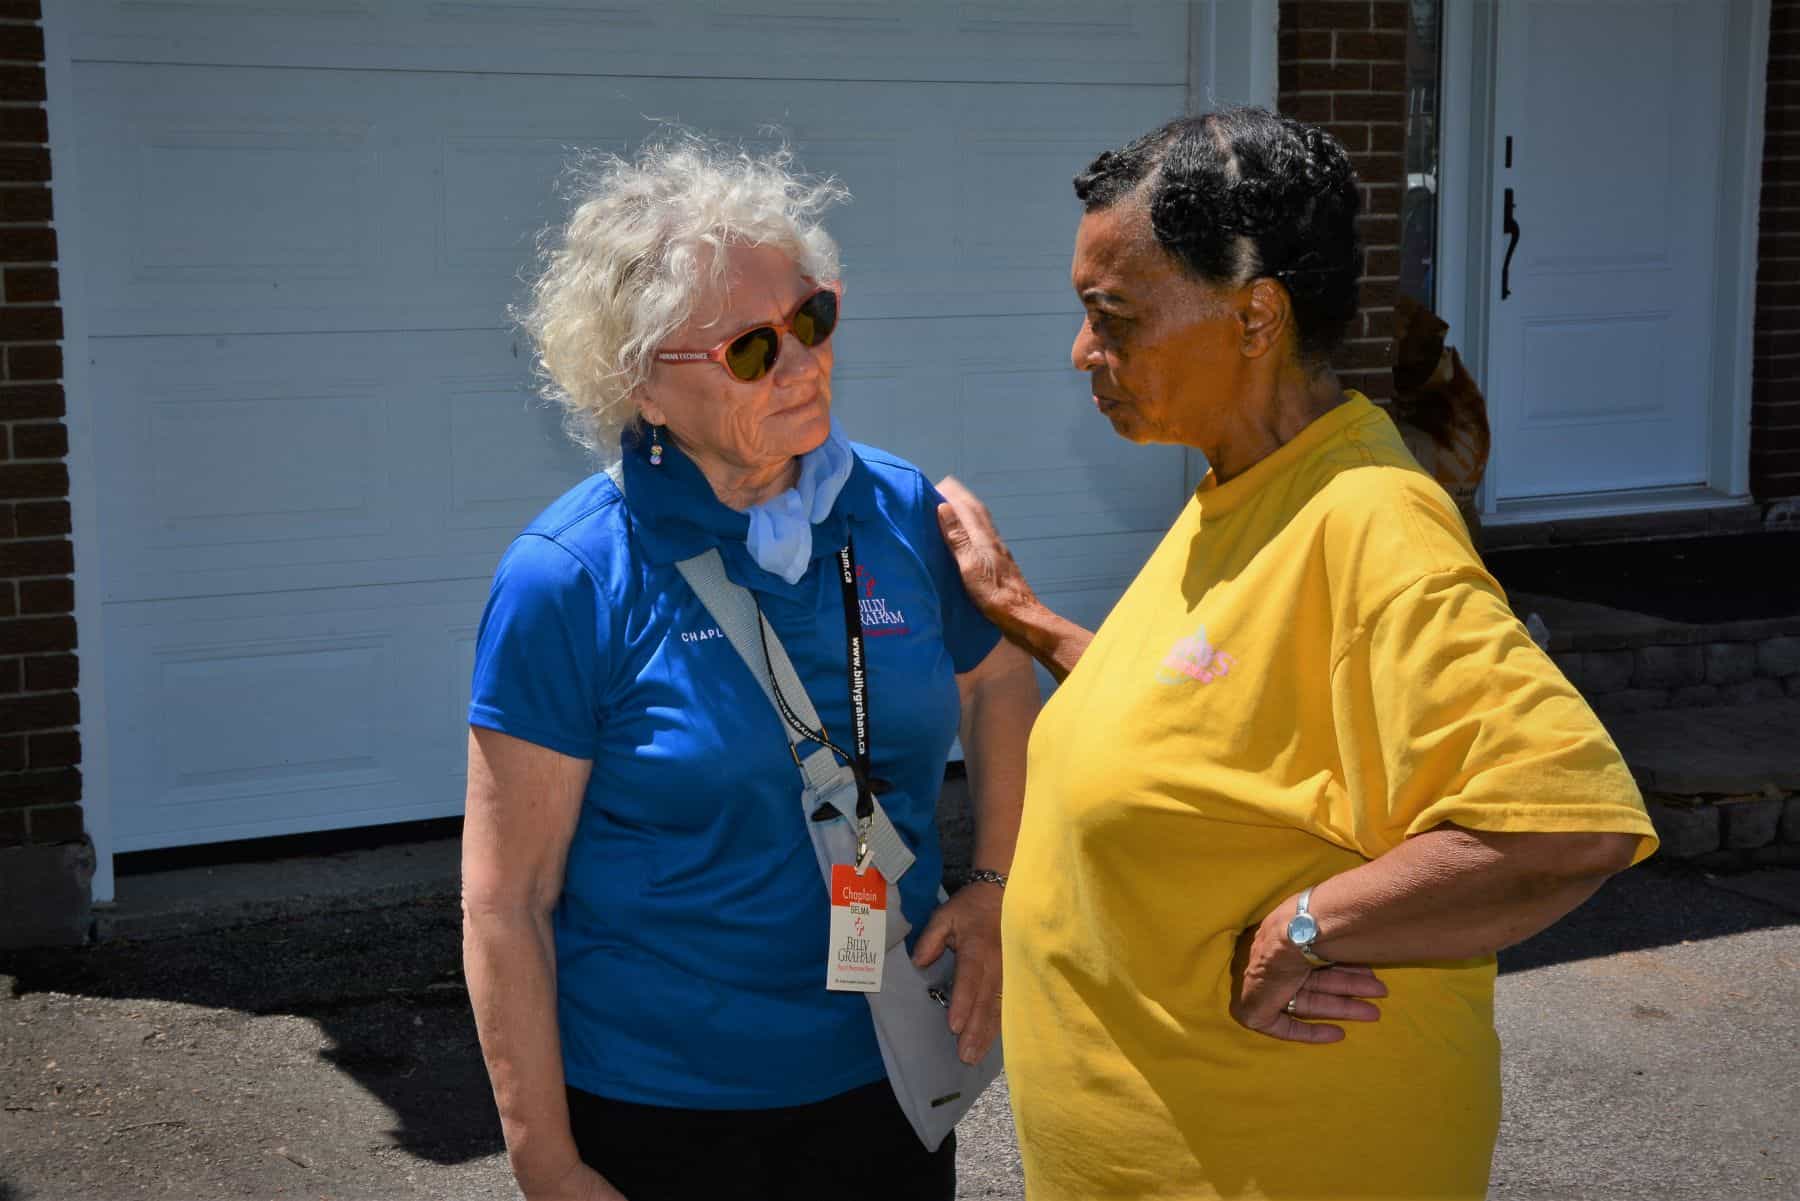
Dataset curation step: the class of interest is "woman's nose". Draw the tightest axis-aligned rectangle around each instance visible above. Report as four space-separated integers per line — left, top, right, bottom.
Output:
1071 323 1101 372
772 330 824 382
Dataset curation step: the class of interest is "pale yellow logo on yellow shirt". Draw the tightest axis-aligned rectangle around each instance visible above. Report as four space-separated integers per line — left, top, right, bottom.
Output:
1155 624 1236 686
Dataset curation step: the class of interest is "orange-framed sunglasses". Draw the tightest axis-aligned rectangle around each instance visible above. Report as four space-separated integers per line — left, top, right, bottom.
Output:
654 284 842 383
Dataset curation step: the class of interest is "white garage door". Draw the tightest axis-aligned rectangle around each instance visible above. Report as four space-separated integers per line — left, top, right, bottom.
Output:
63 1 1194 852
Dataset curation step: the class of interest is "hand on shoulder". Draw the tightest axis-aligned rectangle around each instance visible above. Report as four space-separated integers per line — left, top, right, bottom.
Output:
934 476 1040 628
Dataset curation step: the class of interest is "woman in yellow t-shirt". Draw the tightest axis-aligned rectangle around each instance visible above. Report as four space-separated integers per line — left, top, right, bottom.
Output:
936 107 1658 1200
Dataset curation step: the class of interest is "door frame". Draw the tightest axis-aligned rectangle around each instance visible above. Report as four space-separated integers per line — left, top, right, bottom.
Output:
1436 0 1771 524
42 4 117 904
1183 0 1280 491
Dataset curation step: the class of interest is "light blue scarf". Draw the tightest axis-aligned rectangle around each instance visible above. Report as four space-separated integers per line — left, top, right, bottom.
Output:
744 425 855 584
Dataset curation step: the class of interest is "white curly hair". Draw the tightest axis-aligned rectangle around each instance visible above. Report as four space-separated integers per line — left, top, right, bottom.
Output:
518 131 849 472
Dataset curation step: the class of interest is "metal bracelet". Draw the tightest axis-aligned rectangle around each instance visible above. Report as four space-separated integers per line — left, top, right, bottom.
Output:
965 869 1008 890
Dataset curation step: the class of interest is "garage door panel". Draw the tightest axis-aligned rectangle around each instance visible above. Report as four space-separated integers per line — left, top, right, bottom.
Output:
1022 528 1168 600
91 329 589 603
953 133 1109 281
78 65 1181 336
830 354 939 475
768 136 906 286
133 121 378 284
438 134 629 278
833 313 1189 534
101 316 1170 603
77 64 447 337
66 0 1187 85
157 638 394 795
146 384 389 544
98 317 1178 594
105 583 486 850
953 357 1189 539
70 4 1203 850
443 375 593 533
93 337 400 579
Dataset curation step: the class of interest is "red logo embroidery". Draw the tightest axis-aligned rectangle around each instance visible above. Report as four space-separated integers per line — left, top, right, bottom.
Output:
853 564 909 637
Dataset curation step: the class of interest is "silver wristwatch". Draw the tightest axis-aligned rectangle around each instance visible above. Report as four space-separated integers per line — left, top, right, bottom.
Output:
1285 885 1334 968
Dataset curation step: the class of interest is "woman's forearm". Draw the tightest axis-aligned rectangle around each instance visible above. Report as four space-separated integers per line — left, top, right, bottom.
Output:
959 642 1038 872
1253 826 1642 970
1000 600 1093 684
463 901 582 1195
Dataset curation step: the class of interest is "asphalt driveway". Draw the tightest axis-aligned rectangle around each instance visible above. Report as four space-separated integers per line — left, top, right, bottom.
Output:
1 859 1794 1201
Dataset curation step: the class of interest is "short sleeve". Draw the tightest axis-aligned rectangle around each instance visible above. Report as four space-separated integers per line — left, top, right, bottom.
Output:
468 534 607 760
918 479 1003 674
1329 568 1658 862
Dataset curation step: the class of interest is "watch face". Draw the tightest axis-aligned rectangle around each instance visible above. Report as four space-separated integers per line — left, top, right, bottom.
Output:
1287 912 1319 945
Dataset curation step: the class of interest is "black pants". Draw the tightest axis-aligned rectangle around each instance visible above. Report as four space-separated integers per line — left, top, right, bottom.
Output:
566 1078 956 1201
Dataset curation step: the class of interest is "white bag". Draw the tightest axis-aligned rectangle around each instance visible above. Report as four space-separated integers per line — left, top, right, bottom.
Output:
675 549 1002 1150
800 763 1002 1150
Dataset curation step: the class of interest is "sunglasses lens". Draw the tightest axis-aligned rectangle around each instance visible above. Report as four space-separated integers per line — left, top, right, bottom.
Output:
792 289 839 348
725 327 778 381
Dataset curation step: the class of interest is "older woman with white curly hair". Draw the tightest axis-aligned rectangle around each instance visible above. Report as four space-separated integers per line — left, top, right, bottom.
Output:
461 133 1038 1201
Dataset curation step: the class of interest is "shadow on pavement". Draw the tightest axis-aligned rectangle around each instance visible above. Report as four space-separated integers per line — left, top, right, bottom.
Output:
3 855 1793 1174
1501 858 1799 974
1 895 497 1166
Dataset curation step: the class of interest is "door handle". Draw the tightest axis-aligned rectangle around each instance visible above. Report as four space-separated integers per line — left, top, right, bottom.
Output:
1501 186 1521 300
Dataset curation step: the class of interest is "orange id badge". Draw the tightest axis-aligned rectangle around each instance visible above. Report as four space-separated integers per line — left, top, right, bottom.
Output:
826 863 887 993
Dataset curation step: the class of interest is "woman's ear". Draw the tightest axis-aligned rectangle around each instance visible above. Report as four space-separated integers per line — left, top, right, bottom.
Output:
634 395 666 428
1240 278 1291 360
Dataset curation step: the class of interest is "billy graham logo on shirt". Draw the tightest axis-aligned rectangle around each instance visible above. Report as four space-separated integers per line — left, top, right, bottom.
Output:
1155 624 1235 686
853 564 909 637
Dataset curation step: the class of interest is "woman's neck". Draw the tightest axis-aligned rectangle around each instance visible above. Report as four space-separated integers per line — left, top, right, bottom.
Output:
691 451 801 511
1207 365 1345 484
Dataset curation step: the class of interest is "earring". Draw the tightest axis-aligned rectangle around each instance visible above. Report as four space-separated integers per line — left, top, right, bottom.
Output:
648 424 664 466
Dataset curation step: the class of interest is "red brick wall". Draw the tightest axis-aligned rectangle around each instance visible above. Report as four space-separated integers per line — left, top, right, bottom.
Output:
0 0 81 850
1277 1 1407 403
1755 0 1800 502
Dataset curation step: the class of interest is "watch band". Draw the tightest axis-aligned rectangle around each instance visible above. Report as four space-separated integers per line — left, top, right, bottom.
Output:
965 869 1008 890
1297 945 1334 968
1293 885 1335 968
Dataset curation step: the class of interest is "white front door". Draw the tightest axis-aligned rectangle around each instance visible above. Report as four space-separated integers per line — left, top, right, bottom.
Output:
1484 0 1727 502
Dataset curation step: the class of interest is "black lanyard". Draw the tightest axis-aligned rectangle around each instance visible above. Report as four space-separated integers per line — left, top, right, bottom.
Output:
755 538 876 826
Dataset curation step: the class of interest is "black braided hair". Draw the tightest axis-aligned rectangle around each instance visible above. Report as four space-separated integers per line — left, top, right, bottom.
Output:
1072 107 1362 367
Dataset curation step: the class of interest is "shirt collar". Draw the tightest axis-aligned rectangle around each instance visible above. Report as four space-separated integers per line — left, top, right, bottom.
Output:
621 430 877 596
1194 392 1378 519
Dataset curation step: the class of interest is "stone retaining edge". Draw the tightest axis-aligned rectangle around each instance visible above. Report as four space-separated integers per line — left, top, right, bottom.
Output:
1644 792 1800 867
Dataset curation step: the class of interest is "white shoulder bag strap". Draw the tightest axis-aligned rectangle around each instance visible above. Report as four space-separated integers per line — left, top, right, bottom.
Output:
673 548 915 884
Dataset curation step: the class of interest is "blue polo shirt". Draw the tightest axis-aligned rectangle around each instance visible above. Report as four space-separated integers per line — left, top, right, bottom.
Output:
468 435 1000 1109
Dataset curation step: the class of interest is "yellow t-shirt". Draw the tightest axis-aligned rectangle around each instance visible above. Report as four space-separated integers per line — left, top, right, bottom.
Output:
1002 395 1657 1201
